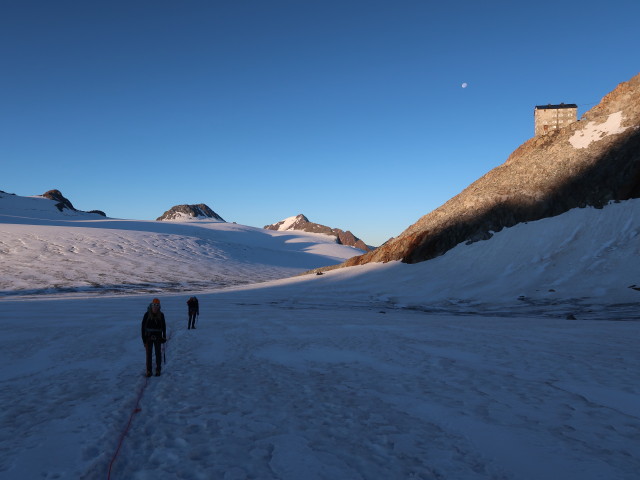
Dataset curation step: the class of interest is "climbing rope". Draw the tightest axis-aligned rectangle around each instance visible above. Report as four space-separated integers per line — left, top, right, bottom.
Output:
106 328 174 479
106 376 149 479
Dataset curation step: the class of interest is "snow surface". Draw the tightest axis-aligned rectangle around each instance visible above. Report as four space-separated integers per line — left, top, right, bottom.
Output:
275 215 302 231
0 193 363 297
159 211 225 223
569 111 630 149
1 193 639 479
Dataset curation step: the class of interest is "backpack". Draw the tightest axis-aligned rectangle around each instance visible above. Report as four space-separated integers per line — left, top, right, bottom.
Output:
144 312 163 340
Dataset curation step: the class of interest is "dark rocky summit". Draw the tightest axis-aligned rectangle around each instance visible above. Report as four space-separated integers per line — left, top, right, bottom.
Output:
157 204 225 222
316 72 640 271
264 214 372 251
41 189 105 216
42 189 77 212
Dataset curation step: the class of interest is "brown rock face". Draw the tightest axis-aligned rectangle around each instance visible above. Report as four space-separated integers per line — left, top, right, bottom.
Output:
338 72 640 268
264 214 372 251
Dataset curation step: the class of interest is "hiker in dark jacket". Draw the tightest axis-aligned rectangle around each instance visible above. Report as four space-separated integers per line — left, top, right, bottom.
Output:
141 298 167 377
187 296 199 329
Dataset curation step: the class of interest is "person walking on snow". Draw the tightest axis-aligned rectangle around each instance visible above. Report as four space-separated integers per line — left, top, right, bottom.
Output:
187 296 199 329
141 298 167 377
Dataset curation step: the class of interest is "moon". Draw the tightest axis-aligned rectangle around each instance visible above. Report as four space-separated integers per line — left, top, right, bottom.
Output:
461 82 468 88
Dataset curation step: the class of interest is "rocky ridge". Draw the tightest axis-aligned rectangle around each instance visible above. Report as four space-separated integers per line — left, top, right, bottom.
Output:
41 189 106 216
157 204 225 222
315 72 640 271
265 214 372 251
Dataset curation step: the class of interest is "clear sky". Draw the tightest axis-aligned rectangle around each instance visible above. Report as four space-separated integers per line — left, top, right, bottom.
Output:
1 0 638 246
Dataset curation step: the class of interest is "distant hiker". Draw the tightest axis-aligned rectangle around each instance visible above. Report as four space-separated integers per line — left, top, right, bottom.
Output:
141 298 167 377
187 296 199 329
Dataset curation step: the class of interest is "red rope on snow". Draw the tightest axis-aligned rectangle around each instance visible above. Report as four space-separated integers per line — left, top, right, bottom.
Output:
106 328 174 479
106 376 149 479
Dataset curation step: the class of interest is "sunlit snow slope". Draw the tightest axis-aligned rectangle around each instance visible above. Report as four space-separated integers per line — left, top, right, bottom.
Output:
0 192 364 297
238 198 640 318
1 191 639 313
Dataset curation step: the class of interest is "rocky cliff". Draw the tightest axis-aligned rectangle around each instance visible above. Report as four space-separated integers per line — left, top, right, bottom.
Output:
157 204 225 222
41 189 106 216
265 214 372 251
323 72 640 270
42 189 76 211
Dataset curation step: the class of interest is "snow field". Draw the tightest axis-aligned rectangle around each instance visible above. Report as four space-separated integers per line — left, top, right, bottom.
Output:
0 208 363 297
1 292 639 479
1 193 639 479
272 199 640 315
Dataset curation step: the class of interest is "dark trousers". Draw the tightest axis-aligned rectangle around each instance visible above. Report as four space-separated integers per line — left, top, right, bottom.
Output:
145 340 162 372
188 312 197 329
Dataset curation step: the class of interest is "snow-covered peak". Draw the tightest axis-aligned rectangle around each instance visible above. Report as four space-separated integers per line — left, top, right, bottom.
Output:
269 214 310 231
264 214 372 251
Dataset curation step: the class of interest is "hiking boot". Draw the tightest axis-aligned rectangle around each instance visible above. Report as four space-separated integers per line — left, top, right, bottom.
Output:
155 369 161 376
146 371 152 377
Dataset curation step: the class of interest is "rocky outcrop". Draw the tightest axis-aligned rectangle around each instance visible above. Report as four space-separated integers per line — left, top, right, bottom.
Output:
335 230 371 252
265 214 372 251
157 204 225 222
42 189 77 212
318 72 640 270
41 189 106 216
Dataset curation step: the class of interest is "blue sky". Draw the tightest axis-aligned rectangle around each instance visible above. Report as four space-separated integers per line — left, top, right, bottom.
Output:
1 0 638 246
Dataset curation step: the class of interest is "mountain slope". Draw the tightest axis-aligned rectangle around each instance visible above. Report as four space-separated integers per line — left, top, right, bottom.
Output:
330 72 640 269
265 214 372 251
41 189 106 216
3 205 639 479
2 196 638 480
0 192 364 297
0 190 106 220
293 199 640 313
157 203 225 222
